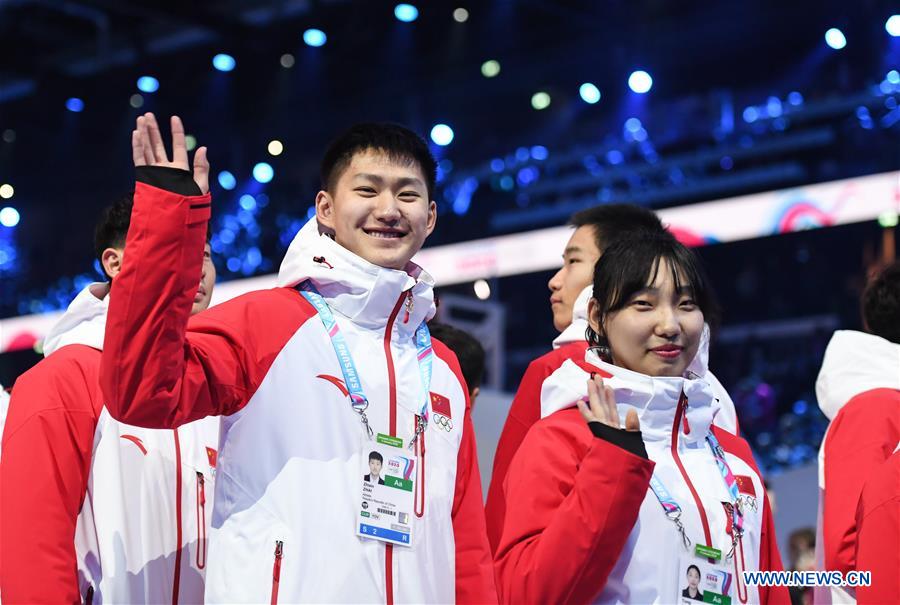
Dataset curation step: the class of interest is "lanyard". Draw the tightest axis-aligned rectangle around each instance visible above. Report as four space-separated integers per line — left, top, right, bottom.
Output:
299 281 432 447
647 431 745 558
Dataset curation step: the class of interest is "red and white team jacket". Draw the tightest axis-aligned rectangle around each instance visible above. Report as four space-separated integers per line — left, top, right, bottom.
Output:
485 284 740 553
99 179 497 603
814 330 900 605
494 349 788 604
0 282 218 604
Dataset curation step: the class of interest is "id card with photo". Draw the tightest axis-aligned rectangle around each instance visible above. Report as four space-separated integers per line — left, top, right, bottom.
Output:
356 433 417 547
677 553 733 605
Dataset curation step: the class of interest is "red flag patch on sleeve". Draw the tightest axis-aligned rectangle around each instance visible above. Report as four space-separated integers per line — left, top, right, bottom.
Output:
206 447 218 468
430 392 452 418
734 475 756 496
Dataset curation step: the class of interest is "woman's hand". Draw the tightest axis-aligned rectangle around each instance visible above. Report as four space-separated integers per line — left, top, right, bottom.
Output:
577 375 640 431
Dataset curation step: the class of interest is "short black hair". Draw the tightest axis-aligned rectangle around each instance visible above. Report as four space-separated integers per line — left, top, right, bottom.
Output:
429 323 486 393
686 565 701 576
569 204 666 253
586 231 719 349
862 261 900 344
94 193 135 280
320 123 437 200
368 451 383 463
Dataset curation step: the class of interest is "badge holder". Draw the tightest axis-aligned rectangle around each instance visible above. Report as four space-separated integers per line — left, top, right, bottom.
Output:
357 433 417 547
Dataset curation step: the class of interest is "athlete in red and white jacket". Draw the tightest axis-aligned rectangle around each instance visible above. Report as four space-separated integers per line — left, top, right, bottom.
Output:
1 275 218 602
494 350 785 604
100 117 496 603
814 329 900 605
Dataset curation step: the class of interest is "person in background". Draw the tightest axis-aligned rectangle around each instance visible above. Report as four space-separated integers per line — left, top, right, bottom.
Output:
427 322 486 406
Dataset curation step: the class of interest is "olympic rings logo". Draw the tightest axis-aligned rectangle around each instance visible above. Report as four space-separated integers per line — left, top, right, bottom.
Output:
432 413 453 432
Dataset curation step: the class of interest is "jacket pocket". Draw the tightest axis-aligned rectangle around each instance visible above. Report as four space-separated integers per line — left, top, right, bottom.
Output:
195 471 208 569
270 540 284 605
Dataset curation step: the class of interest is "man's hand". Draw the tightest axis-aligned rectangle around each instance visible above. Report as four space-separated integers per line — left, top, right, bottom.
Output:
132 112 209 194
577 375 640 431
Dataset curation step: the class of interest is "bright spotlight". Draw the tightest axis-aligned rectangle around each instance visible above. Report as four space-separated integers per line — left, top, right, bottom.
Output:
129 94 144 108
825 28 846 49
531 92 551 110
253 162 274 183
0 184 13 199
453 8 469 22
430 124 454 146
280 54 295 68
137 76 159 93
481 60 500 78
628 70 653 94
66 97 85 112
0 206 19 227
268 140 284 156
579 83 601 104
474 279 491 300
212 54 236 72
217 171 237 190
394 4 418 22
303 29 327 47
886 15 900 37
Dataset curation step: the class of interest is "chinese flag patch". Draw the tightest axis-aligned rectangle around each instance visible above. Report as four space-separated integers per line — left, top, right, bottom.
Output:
430 392 452 418
206 447 218 468
735 475 756 496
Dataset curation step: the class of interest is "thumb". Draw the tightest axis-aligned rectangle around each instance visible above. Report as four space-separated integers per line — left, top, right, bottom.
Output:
625 409 640 432
193 146 210 195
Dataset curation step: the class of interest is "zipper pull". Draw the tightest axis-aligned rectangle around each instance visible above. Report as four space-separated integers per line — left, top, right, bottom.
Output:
197 471 206 505
680 395 691 435
403 291 413 323
273 540 284 581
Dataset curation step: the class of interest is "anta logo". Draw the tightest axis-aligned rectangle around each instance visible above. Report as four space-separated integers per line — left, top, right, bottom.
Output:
120 434 148 455
430 392 453 432
317 374 349 397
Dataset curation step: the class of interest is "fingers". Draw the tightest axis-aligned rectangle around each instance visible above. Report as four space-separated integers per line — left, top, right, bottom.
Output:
599 377 622 428
171 116 189 168
137 116 156 166
144 113 170 164
193 146 210 195
132 130 146 167
625 409 641 432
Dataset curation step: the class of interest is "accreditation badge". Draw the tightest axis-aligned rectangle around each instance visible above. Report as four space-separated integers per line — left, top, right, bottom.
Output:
677 550 733 605
356 433 417 547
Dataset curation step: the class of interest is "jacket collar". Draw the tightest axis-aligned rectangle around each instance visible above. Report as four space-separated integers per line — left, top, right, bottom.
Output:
276 218 435 338
42 282 109 355
552 285 592 349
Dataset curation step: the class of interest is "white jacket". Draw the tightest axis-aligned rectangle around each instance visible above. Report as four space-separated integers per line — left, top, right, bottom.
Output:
552 284 741 434
44 283 219 603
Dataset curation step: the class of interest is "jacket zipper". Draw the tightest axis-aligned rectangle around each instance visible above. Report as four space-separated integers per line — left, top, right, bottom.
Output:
732 534 748 603
414 419 426 518
382 291 407 605
670 394 714 553
196 472 207 569
172 428 183 605
271 540 283 605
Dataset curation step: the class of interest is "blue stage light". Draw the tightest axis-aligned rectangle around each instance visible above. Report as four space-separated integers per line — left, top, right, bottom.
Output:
239 194 257 211
628 70 653 94
624 118 642 133
0 207 20 227
66 98 84 112
530 146 549 160
137 76 159 93
824 28 846 50
787 91 804 106
253 162 274 183
212 54 236 72
217 171 236 190
742 106 760 123
430 124 454 146
394 4 418 22
579 83 601 104
303 29 327 47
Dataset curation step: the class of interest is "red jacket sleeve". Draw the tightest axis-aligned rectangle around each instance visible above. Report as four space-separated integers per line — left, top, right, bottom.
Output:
101 181 311 429
433 341 498 604
484 359 547 554
822 390 900 574
494 411 654 605
854 450 899 604
0 346 103 603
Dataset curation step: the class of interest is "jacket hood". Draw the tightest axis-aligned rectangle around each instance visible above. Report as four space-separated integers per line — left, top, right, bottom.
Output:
816 330 900 420
540 348 718 444
552 285 592 348
276 218 436 335
42 283 109 356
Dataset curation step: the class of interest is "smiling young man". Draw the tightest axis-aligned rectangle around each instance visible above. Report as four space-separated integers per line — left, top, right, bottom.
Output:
484 204 740 553
99 114 496 603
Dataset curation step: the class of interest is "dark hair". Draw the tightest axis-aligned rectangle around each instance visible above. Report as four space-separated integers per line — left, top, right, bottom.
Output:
428 322 486 393
320 123 437 200
586 231 719 350
368 451 383 463
862 261 900 344
569 204 666 253
94 193 135 280
686 565 701 576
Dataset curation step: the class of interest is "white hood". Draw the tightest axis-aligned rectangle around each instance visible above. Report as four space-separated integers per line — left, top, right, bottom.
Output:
552 285 592 348
816 330 900 420
42 282 110 356
276 218 436 331
540 348 719 443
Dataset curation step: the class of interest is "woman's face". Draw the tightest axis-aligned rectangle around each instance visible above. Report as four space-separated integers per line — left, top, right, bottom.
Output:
688 567 700 587
589 259 704 377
